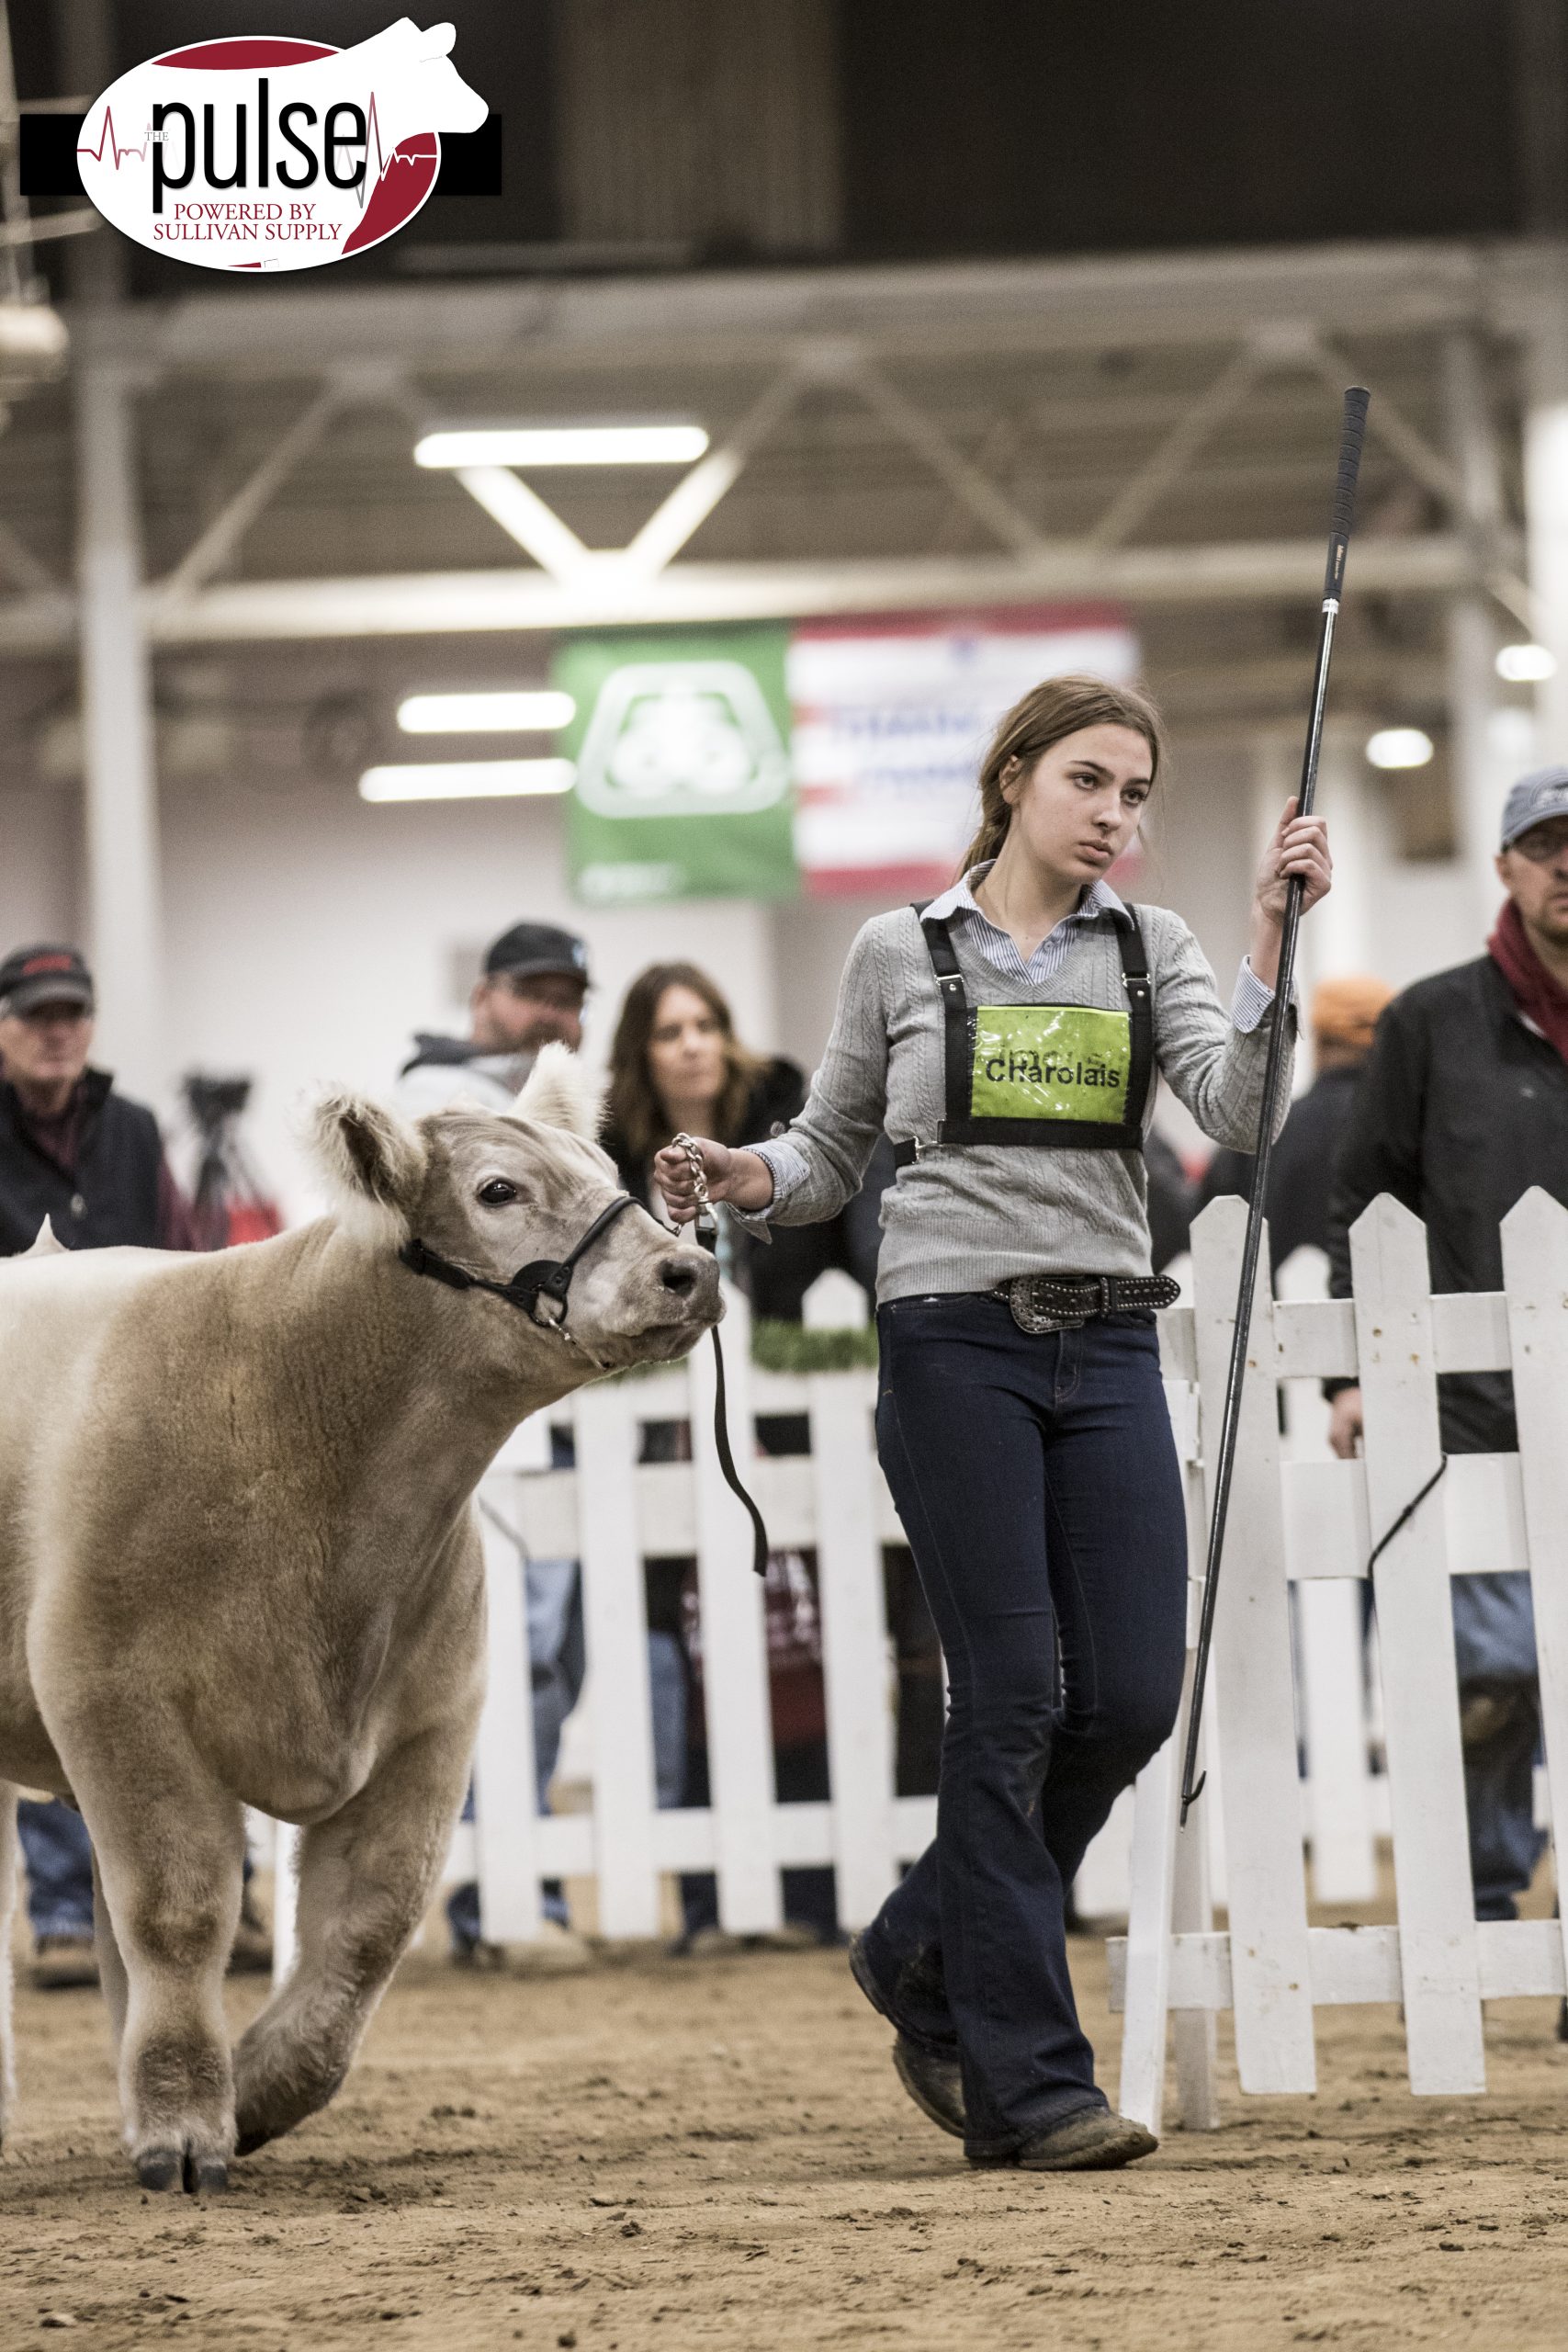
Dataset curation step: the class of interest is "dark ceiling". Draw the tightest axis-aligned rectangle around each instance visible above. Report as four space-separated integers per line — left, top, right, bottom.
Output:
12 0 1562 300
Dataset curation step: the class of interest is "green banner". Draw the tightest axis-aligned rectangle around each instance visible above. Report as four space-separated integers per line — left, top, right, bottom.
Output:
556 627 798 906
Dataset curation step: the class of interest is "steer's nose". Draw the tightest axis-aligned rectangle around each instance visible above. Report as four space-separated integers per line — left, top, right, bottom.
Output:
659 1255 701 1295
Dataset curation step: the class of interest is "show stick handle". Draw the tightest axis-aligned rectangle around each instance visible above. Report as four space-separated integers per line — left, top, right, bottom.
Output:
1324 385 1371 599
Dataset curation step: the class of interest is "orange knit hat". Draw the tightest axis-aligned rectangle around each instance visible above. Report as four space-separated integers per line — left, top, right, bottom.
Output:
1311 974 1394 1054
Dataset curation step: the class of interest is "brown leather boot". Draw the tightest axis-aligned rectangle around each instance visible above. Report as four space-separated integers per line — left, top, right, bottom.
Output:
1004 2108 1157 2172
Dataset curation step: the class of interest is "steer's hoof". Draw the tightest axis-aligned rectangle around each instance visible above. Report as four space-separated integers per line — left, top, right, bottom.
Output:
135 2146 230 2194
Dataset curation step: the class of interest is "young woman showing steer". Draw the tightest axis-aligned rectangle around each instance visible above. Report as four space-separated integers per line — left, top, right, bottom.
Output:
658 674 1331 2174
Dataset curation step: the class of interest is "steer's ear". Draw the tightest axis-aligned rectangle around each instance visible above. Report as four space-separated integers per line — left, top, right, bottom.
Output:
513 1041 602 1140
310 1089 427 1242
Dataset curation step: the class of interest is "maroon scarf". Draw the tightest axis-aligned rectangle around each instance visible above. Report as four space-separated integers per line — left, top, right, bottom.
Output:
1489 898 1568 1066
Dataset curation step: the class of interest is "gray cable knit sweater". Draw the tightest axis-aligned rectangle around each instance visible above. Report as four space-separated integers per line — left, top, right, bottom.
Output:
748 901 1292 1304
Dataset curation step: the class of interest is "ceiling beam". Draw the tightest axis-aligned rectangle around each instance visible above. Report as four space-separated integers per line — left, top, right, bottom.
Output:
0 533 1477 654
63 240 1535 380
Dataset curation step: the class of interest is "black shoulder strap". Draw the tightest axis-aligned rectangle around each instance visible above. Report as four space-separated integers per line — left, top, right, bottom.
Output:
915 907 971 1135
1116 906 1155 1130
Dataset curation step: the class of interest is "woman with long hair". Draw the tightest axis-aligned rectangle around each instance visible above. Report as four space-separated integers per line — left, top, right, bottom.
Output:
604 962 846 1948
657 673 1330 2169
604 961 833 1317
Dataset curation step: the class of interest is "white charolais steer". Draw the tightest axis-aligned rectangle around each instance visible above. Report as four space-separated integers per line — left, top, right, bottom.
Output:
0 1046 718 2192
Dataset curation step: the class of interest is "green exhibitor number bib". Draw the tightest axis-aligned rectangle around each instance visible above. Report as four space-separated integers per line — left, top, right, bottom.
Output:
970 1004 1133 1124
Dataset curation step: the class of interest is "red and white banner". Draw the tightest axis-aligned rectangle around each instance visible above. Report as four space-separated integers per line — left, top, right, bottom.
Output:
787 606 1141 900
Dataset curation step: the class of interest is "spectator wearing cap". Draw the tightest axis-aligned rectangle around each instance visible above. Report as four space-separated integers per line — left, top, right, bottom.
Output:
0 945 274 1991
398 921 591 1115
395 920 594 1968
0 944 192 1258
1196 972 1395 1276
1325 765 1568 1930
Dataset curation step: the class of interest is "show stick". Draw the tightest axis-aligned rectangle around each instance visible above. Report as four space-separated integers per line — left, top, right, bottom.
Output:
1179 385 1371 1822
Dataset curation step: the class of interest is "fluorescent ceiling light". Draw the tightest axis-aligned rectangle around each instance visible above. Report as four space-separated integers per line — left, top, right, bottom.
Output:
414 424 709 469
397 690 576 734
1365 728 1434 771
1495 642 1559 684
359 760 576 803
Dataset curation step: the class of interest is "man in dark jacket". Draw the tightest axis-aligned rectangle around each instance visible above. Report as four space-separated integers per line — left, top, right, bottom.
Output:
1325 769 1568 1923
0 943 205 1988
1198 974 1394 1274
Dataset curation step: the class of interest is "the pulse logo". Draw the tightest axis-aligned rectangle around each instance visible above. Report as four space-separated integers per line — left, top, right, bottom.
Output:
361 93 437 199
76 107 152 169
75 19 486 275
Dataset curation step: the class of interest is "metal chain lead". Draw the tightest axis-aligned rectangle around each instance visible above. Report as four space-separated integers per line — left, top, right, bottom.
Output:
671 1131 718 1235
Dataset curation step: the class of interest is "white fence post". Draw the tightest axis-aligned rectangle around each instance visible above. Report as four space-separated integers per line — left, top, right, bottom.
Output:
690 1284 782 1933
270 1820 300 1990
1277 1247 1378 1906
808 1367 897 1928
470 1467 544 1942
1190 1197 1316 2094
1501 1188 1568 1998
575 1377 661 1939
1350 1194 1484 2093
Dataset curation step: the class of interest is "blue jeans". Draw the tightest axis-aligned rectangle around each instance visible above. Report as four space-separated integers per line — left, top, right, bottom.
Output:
1451 1570 1544 1918
448 1570 686 1949
858 1295 1188 2158
17 1799 95 1938
18 1797 254 1943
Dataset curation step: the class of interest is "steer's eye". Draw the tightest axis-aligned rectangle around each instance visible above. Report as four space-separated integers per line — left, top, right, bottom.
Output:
477 1178 520 1207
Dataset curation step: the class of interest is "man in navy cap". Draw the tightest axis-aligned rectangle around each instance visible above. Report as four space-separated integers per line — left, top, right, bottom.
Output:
396 920 594 1968
1325 766 1568 1932
398 920 591 1115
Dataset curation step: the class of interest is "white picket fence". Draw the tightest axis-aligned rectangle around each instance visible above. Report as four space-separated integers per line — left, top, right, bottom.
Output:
1111 1188 1568 2132
267 1191 1568 2135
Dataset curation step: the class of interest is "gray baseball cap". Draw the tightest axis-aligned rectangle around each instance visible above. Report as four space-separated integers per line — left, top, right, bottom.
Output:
1501 764 1568 850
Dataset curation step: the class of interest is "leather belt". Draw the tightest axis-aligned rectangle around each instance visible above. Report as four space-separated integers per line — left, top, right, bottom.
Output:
993 1270 1180 1333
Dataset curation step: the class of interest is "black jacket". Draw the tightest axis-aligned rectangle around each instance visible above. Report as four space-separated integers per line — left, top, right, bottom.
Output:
1325 957 1568 1453
0 1069 166 1259
1144 1125 1197 1273
604 1057 863 1324
1199 1063 1362 1276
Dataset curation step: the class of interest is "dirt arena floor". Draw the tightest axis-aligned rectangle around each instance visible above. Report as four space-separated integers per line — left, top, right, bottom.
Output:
4 1915 1568 2352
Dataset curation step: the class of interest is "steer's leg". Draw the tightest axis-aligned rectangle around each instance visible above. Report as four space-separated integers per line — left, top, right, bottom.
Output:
232 1719 473 2156
92 1847 130 2054
77 1754 246 2195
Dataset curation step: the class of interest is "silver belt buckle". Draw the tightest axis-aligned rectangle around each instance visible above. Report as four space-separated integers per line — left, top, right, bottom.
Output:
998 1276 1088 1336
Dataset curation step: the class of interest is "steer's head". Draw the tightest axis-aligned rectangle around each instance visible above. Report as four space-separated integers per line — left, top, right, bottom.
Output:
311 1046 720 1386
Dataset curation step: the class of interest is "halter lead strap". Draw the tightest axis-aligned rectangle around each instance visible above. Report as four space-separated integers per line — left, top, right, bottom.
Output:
671 1131 770 1578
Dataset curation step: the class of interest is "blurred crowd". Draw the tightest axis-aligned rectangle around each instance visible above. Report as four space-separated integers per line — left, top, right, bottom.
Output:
6 763 1568 1980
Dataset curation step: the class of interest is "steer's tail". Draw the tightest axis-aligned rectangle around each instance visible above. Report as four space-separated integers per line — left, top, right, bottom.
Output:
0 1782 16 2147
